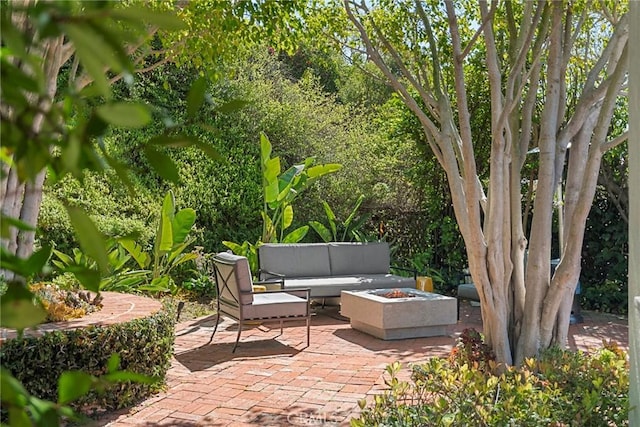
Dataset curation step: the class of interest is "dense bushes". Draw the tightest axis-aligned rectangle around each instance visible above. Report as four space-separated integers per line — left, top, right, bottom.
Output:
0 304 176 413
353 331 629 427
40 44 627 309
581 188 628 314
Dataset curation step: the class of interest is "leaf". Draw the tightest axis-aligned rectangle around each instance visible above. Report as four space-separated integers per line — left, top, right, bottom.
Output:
103 371 158 384
186 77 207 118
66 266 101 293
97 102 151 128
143 146 180 183
118 240 149 268
0 284 47 330
282 204 293 230
309 221 332 243
102 152 135 196
155 192 175 254
66 206 110 274
216 99 248 114
260 133 272 165
111 7 186 31
0 367 29 407
193 139 224 162
306 163 342 178
1 214 35 239
63 24 111 98
23 245 52 275
58 372 94 404
64 23 124 74
107 354 120 373
222 241 244 255
263 158 281 204
139 276 171 292
343 194 365 229
172 208 196 245
322 201 337 239
282 226 309 243
168 252 198 268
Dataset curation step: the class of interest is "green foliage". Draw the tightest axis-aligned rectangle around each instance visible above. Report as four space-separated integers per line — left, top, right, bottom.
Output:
51 241 149 293
581 187 628 314
0 305 175 414
120 190 198 294
353 342 629 427
1 354 156 427
38 172 157 256
309 195 369 242
223 131 342 272
260 132 341 243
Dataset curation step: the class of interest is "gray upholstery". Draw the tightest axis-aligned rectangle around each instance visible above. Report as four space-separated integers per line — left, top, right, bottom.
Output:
214 251 254 305
244 292 310 318
457 283 479 301
259 243 331 278
210 252 311 352
328 242 390 275
280 275 416 298
258 242 414 298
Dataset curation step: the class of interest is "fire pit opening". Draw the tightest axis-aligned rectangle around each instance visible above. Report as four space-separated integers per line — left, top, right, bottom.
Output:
378 288 415 299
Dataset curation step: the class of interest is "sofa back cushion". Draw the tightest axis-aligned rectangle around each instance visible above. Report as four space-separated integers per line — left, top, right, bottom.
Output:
328 242 390 276
259 243 331 278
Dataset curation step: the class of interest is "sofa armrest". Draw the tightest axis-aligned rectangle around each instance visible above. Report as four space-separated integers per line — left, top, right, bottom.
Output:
255 278 285 290
259 268 285 279
390 265 418 280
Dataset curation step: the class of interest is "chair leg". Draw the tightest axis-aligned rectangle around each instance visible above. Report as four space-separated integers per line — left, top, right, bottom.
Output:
306 316 310 348
208 311 221 344
232 319 243 353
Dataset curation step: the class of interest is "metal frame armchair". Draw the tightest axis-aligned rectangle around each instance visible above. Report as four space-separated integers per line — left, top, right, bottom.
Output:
208 252 311 352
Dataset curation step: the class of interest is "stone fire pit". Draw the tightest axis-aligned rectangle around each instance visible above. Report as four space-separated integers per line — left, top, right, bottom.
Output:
340 288 457 340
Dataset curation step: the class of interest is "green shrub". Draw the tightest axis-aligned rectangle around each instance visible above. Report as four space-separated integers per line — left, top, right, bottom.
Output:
0 303 176 414
353 341 629 427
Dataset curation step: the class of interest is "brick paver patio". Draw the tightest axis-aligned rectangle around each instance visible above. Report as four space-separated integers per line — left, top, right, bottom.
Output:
99 303 628 426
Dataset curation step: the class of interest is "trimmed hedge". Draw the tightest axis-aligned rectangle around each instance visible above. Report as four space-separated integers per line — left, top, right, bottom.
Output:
0 303 176 413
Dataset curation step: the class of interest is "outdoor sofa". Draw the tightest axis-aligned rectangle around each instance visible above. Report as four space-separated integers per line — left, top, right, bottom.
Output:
257 242 417 298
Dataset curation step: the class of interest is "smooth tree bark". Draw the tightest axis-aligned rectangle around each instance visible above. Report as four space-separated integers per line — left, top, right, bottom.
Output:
340 0 628 364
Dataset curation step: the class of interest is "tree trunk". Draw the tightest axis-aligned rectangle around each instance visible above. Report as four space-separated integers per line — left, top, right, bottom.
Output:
1 32 64 279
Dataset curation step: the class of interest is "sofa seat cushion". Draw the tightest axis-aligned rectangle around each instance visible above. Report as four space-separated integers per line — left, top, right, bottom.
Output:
244 292 309 319
259 243 331 278
282 275 416 298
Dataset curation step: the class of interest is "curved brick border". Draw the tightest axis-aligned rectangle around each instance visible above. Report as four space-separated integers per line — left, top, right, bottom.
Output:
1 292 162 341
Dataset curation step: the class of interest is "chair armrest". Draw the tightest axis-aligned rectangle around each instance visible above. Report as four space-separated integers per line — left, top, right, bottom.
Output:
390 265 418 280
254 288 311 301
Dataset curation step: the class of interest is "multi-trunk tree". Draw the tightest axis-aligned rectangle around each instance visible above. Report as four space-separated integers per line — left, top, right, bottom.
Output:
331 0 628 365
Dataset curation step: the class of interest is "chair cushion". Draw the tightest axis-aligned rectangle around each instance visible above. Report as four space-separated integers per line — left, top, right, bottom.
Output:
214 252 254 304
282 274 416 298
243 292 309 319
259 243 331 278
328 243 390 276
